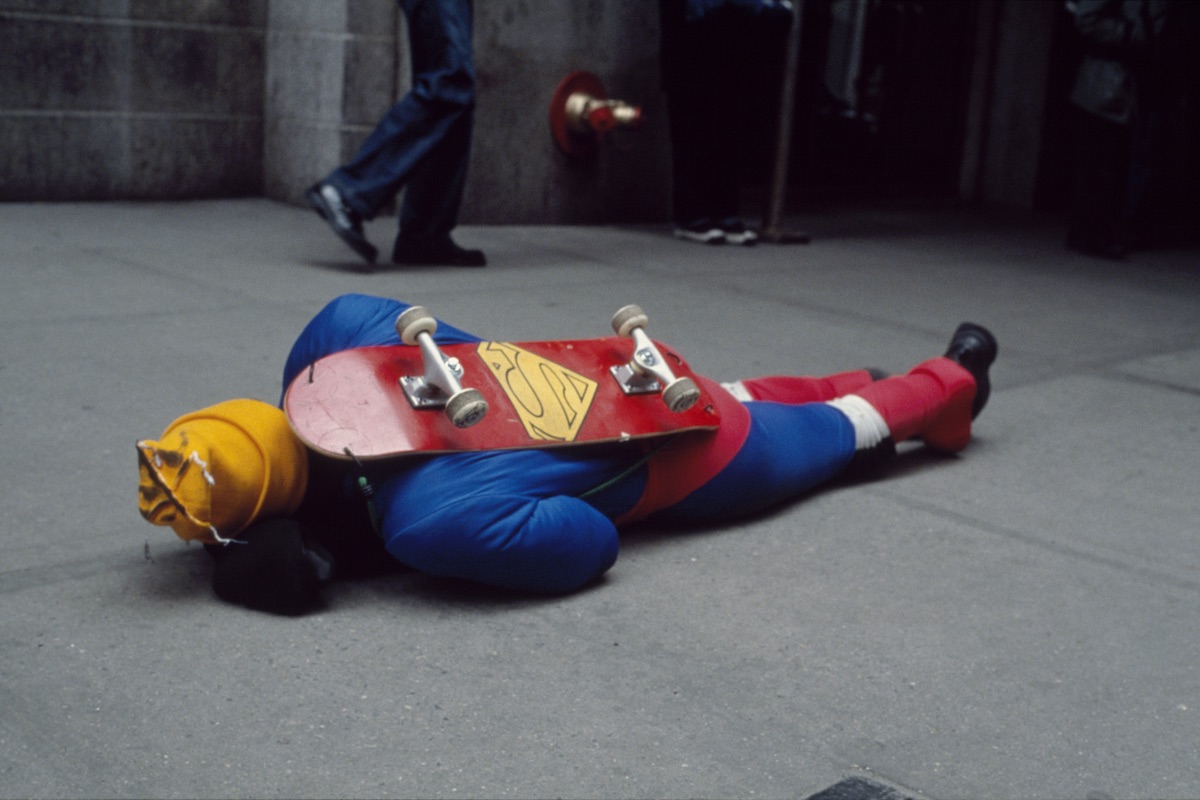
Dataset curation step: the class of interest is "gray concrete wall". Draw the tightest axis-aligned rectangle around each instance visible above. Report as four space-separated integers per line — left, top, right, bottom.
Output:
0 0 1051 219
0 1 266 200
262 1 403 205
465 2 670 224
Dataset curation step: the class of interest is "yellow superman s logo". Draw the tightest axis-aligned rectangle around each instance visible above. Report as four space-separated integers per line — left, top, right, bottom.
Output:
478 342 598 442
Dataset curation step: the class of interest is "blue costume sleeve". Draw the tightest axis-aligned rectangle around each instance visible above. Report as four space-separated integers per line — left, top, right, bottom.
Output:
282 293 480 393
370 449 630 592
376 482 620 594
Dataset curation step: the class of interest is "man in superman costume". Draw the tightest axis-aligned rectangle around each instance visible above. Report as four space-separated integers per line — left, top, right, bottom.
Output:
137 294 997 615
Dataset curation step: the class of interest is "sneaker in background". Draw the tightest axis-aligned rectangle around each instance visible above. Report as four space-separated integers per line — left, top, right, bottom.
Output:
673 219 725 244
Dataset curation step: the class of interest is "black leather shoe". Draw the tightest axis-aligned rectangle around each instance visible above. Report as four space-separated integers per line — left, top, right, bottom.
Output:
305 182 378 264
944 322 998 418
392 239 486 268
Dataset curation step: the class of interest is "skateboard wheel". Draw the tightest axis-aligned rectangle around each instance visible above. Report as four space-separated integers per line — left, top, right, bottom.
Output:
611 304 648 337
396 306 438 345
446 388 488 428
662 377 701 413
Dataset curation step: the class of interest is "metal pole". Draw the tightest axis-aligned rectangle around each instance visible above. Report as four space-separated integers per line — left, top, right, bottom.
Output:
760 0 811 244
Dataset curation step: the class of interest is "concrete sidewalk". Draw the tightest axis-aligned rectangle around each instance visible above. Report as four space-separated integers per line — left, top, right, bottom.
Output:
2 199 1198 799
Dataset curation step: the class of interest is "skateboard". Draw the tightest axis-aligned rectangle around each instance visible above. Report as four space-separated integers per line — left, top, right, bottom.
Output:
284 304 721 460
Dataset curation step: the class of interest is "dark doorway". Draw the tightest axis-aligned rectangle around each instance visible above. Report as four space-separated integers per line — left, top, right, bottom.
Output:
745 0 982 205
1036 0 1200 246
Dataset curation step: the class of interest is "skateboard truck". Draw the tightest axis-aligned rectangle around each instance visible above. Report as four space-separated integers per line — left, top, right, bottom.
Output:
549 70 643 157
609 305 701 413
394 307 489 428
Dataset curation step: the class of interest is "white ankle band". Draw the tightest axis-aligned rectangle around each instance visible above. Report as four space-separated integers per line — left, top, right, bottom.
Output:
827 395 891 450
721 381 755 402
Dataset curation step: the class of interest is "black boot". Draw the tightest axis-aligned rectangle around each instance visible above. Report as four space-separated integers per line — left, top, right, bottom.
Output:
943 323 998 418
392 237 486 268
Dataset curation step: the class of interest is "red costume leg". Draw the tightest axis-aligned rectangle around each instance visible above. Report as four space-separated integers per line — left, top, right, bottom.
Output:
849 357 977 453
736 369 878 404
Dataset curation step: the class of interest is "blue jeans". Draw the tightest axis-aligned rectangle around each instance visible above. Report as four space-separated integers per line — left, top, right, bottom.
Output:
326 0 475 246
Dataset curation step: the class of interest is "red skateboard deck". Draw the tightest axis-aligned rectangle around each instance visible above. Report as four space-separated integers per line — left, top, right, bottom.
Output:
284 337 720 460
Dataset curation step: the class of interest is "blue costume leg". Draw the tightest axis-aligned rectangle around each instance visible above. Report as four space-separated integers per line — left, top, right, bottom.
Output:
657 401 857 523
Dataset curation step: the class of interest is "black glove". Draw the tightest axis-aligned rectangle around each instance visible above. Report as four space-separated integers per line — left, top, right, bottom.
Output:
209 518 334 615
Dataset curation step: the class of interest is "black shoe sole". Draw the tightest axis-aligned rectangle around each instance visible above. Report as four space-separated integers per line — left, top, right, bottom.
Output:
392 246 487 268
305 186 378 264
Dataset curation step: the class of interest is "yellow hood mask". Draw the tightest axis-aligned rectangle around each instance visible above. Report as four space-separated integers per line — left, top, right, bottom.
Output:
136 399 309 544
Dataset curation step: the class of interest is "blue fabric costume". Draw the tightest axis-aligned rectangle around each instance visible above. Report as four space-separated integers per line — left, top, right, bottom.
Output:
282 294 858 593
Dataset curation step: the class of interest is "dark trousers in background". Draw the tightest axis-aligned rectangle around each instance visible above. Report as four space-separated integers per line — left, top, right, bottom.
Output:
1068 107 1133 255
659 0 784 227
326 0 475 248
